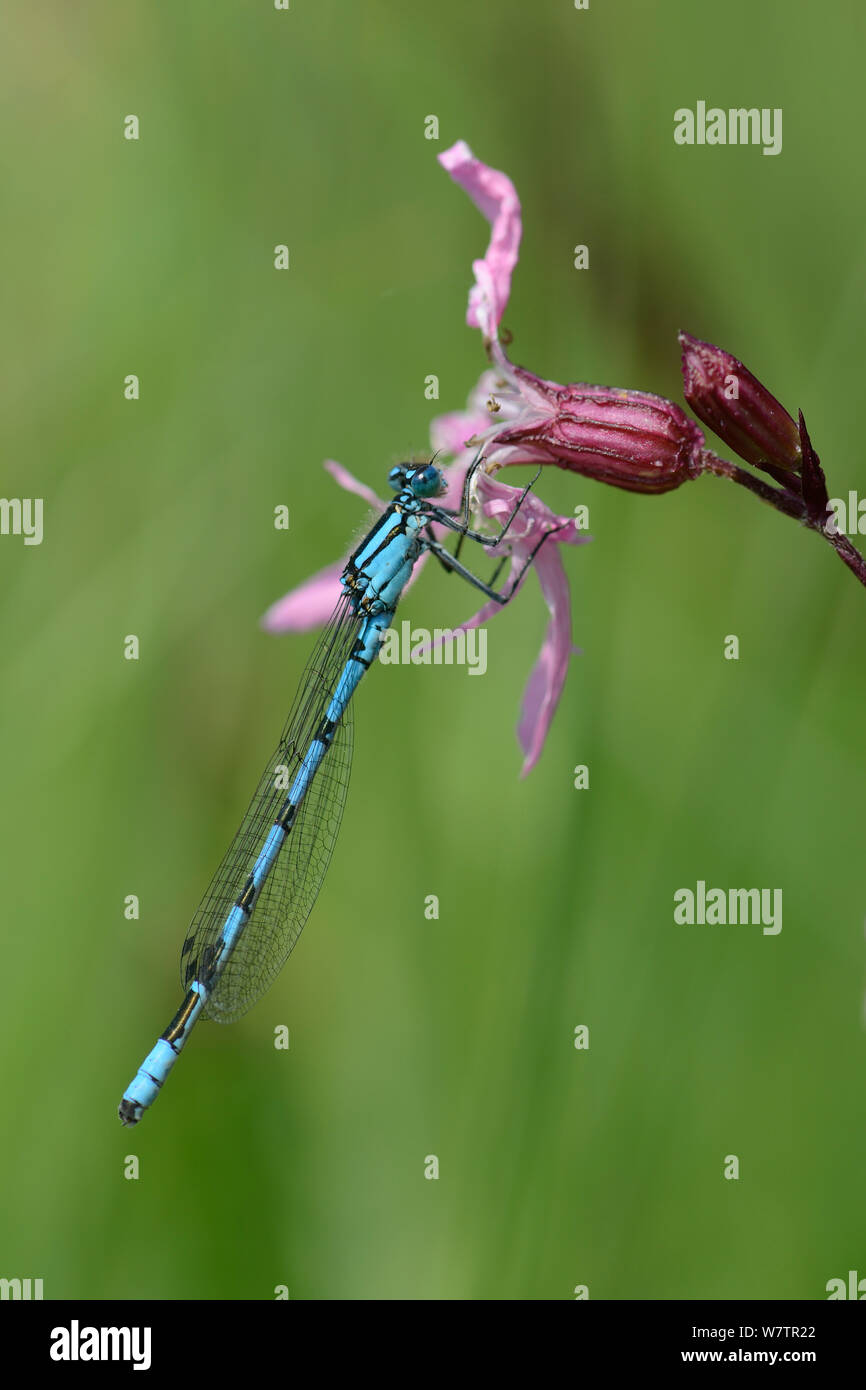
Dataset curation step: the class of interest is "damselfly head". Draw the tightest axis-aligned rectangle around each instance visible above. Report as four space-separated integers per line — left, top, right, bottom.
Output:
388 462 447 499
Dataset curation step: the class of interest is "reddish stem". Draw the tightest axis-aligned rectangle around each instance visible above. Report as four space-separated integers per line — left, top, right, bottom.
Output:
700 449 866 592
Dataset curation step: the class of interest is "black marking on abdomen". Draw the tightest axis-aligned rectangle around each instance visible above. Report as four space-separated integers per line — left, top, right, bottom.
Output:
314 716 336 745
348 638 373 669
275 801 296 830
194 939 224 987
236 874 257 912
161 989 199 1045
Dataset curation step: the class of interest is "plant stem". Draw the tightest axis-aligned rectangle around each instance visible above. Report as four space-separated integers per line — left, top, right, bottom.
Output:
701 449 805 521
825 529 866 588
700 449 866 592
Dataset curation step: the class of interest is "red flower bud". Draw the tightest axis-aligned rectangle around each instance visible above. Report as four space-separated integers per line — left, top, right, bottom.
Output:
679 332 801 477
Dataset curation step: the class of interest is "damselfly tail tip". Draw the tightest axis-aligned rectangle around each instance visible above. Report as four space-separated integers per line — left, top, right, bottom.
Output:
118 1098 142 1127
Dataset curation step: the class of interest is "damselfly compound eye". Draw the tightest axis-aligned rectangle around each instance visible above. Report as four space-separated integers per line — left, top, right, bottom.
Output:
411 464 445 499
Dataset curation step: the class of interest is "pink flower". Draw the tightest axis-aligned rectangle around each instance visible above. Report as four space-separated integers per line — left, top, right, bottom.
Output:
431 470 588 777
265 141 598 772
438 140 705 493
437 140 521 336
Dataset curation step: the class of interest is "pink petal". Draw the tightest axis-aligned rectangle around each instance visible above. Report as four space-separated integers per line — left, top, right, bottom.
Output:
430 410 488 459
429 593 504 643
476 470 589 552
414 549 522 660
261 560 346 633
262 458 388 633
418 538 577 775
323 458 384 509
438 140 522 333
516 545 579 777
430 372 503 462
263 548 434 635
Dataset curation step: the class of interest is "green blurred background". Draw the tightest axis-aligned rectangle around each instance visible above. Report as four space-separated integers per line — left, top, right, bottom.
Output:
1 0 864 1301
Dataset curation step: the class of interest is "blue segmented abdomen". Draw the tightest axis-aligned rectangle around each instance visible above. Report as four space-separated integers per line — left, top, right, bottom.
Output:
180 608 390 1025
119 486 431 1126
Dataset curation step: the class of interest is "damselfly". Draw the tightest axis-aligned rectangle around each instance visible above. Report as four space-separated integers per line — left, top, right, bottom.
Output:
119 456 555 1125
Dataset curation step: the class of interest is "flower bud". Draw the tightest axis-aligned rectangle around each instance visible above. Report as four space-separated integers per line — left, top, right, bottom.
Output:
492 367 705 494
679 332 801 476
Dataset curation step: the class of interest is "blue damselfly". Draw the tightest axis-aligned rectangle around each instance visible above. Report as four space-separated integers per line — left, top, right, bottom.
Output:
119 457 555 1124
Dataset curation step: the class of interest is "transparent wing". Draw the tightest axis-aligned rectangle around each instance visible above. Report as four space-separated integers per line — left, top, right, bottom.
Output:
180 594 360 1023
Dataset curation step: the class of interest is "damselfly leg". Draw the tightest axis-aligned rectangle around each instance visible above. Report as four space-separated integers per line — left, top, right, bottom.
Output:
423 453 553 602
425 524 569 605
